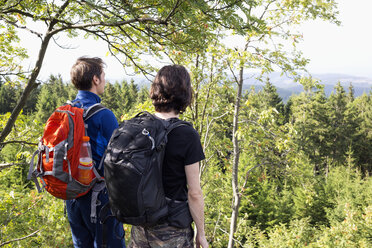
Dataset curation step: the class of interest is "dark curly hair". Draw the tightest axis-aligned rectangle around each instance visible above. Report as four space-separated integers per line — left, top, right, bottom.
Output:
70 56 105 90
150 65 192 114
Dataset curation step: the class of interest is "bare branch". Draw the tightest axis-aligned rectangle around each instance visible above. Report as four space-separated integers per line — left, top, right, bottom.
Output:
0 140 38 146
51 36 77 49
0 230 39 247
53 0 71 20
1 8 35 19
217 227 243 247
241 162 268 190
0 163 24 171
0 71 29 78
1 19 43 39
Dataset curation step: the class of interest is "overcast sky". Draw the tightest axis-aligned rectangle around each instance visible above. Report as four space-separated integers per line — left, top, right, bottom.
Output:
298 0 372 78
20 0 372 81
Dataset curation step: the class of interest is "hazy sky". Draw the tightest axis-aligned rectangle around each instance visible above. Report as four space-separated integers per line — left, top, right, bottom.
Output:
21 0 372 81
298 0 372 78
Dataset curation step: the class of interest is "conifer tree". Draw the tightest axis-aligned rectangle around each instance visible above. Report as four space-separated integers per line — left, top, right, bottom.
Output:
291 79 330 174
35 75 69 123
347 83 355 102
23 85 40 114
351 93 372 173
102 82 120 114
261 78 285 115
327 82 350 166
0 81 17 114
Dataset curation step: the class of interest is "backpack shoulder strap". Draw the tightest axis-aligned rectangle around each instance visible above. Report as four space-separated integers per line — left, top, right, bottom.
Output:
83 103 107 121
166 119 192 135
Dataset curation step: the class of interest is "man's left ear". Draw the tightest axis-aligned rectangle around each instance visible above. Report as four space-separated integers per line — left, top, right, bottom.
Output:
92 75 100 86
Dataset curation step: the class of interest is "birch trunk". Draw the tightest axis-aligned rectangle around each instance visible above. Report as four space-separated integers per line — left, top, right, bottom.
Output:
227 66 244 248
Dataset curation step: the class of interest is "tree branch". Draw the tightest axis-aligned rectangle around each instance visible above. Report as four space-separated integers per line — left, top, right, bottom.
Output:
241 162 267 190
165 0 182 23
0 163 24 171
1 19 43 39
0 230 39 247
53 0 71 20
51 17 168 36
0 140 38 146
78 28 154 79
0 1 66 145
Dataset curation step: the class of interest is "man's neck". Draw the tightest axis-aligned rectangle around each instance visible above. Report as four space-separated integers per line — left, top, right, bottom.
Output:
154 111 179 119
88 87 99 95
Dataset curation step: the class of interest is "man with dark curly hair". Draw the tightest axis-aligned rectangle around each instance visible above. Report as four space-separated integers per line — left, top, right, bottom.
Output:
129 65 209 248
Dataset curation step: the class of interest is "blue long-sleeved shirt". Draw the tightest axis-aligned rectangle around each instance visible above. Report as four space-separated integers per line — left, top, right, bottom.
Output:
73 90 118 175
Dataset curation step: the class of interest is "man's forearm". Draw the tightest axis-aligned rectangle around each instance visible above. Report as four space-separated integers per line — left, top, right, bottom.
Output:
188 191 206 235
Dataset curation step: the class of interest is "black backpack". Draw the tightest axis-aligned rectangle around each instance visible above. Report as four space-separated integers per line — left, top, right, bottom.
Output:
103 111 191 226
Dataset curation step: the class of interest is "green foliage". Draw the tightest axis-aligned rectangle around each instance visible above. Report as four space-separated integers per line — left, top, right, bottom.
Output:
35 75 75 123
0 82 18 114
1 79 371 247
0 188 72 247
102 80 148 120
0 112 43 190
0 111 70 247
350 93 372 172
289 78 372 174
258 78 285 118
290 78 331 173
0 23 28 84
327 82 355 166
204 164 371 247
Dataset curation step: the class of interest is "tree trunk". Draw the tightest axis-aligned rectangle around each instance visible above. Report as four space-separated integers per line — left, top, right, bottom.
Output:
227 66 243 248
0 33 52 145
0 1 71 146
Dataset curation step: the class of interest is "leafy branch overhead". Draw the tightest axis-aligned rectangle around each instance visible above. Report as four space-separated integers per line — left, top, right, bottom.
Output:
1 0 240 73
0 0 339 148
0 0 260 144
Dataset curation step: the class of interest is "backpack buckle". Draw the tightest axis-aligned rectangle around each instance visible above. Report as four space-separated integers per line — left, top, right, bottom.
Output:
142 128 155 150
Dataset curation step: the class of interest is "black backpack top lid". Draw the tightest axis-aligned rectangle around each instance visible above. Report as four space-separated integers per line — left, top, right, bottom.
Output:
104 111 191 226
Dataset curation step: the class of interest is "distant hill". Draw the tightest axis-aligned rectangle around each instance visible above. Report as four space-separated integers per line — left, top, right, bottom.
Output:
112 72 372 102
242 72 372 102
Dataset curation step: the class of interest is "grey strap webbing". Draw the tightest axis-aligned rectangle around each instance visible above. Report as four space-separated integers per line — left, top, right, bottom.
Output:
81 103 108 223
84 103 107 121
27 150 39 180
90 180 106 223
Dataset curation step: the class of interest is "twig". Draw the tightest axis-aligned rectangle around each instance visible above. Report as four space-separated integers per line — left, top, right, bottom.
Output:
0 230 39 247
217 227 243 247
0 163 24 171
0 140 38 146
241 162 268 190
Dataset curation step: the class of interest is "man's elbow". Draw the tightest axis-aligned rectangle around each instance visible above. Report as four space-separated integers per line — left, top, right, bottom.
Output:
188 188 203 201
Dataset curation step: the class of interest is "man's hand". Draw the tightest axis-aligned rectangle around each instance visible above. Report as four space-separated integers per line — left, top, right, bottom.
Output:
195 232 208 248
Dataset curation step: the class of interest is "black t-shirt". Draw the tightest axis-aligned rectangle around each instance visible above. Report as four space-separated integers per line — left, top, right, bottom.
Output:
163 121 205 201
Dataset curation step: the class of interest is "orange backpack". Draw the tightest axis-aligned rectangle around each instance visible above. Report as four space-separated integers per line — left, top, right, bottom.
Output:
28 103 106 200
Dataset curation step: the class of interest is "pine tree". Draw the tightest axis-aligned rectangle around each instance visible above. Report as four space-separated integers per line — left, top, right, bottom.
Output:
35 75 69 123
102 82 120 112
0 81 18 114
23 85 40 114
351 93 372 173
327 82 351 166
291 79 330 175
261 78 285 115
347 83 355 102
